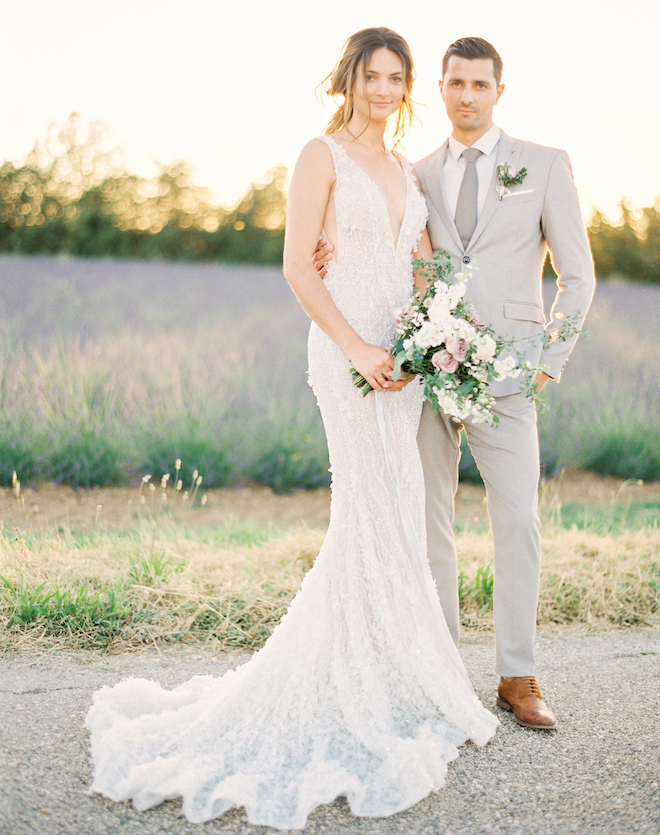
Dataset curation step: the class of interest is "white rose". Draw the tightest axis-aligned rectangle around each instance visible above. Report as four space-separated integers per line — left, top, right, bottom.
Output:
474 335 497 360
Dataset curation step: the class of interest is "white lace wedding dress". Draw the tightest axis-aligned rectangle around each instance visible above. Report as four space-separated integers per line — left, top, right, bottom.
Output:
85 135 498 831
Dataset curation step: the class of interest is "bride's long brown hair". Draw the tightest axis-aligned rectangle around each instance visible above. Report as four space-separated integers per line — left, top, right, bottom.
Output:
321 27 416 147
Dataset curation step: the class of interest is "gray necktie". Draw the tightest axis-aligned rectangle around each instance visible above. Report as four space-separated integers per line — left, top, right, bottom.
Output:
454 147 483 249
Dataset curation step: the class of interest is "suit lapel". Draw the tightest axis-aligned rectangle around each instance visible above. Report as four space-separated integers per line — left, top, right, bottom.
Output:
467 131 523 250
423 140 464 253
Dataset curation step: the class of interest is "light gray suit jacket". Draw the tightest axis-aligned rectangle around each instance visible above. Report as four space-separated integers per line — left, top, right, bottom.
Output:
415 130 595 396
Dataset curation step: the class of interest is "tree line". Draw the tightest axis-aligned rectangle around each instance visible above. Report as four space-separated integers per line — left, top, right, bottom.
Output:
0 115 285 265
1 116 658 279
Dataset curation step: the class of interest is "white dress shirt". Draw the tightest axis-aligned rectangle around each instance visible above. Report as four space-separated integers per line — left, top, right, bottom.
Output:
443 123 501 221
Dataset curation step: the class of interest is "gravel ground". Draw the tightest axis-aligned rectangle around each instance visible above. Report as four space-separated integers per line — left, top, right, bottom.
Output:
1 630 659 835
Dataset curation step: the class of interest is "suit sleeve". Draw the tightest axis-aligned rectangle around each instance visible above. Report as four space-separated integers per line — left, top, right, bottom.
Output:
540 151 595 381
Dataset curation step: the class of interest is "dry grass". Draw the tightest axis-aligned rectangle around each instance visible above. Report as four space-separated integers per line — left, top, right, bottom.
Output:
0 521 316 652
455 527 660 630
1 504 658 654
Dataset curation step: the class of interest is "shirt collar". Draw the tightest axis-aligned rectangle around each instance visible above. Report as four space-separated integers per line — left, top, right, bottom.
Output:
448 124 501 161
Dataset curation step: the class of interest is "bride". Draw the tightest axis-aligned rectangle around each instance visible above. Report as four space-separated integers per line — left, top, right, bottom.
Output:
86 27 498 831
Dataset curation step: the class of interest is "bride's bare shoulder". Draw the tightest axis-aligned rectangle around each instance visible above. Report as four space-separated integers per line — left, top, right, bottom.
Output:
291 137 335 185
298 137 334 163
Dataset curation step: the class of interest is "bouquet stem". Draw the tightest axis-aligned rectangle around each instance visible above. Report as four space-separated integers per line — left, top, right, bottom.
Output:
350 366 374 397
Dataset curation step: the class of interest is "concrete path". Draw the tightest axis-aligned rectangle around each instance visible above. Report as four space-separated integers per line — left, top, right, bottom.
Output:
1 630 659 835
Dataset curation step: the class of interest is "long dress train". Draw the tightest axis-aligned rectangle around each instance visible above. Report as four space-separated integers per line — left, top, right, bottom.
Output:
85 134 498 831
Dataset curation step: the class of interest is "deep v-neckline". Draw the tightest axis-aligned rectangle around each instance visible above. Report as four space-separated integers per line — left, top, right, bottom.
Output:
327 135 410 251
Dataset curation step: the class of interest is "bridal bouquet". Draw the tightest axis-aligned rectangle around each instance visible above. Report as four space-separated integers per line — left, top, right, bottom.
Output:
351 251 537 425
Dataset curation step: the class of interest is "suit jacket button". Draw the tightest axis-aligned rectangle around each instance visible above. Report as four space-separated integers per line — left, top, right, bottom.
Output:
462 255 471 264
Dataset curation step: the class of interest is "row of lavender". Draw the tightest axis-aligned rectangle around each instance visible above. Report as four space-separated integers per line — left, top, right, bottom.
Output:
0 256 658 491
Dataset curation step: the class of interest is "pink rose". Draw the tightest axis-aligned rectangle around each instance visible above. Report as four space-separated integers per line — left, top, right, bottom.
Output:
446 336 468 361
431 349 458 374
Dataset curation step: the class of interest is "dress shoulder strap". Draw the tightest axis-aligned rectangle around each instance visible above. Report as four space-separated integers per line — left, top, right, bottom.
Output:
315 134 352 176
395 151 423 196
394 151 414 178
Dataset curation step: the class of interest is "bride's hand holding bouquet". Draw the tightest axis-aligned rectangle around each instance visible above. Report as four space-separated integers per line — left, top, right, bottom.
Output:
348 338 414 393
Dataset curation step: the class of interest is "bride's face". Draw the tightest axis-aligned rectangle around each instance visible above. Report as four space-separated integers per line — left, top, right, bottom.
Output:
351 47 404 124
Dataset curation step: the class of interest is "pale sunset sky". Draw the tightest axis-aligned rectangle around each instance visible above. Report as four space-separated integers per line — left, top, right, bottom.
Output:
2 0 659 219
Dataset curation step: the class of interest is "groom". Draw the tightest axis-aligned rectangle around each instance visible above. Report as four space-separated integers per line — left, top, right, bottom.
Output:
317 37 595 730
417 36 594 730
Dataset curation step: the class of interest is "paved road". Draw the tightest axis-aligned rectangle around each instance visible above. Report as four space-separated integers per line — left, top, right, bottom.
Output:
1 630 659 835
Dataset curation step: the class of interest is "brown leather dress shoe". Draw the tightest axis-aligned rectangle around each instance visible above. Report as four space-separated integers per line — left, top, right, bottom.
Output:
496 676 558 730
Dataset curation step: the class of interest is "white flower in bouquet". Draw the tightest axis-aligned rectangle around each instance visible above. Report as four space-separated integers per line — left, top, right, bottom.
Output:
414 321 443 350
493 356 522 380
451 318 478 342
446 281 468 308
474 335 497 360
433 387 466 420
426 294 452 324
471 367 491 383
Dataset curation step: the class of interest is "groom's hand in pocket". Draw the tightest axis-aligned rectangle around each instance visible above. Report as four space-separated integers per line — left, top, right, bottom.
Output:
533 371 552 392
313 237 334 278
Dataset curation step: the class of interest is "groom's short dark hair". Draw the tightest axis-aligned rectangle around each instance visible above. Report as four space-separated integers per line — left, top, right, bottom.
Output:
442 37 503 85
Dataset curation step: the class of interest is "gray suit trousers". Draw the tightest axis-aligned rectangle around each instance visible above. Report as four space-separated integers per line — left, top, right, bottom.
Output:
417 393 541 677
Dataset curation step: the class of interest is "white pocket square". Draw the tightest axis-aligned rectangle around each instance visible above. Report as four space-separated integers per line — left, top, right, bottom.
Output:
500 188 534 199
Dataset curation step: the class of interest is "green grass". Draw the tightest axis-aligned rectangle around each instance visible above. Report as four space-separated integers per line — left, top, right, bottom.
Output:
126 552 186 585
545 500 660 534
1 576 129 643
459 562 494 615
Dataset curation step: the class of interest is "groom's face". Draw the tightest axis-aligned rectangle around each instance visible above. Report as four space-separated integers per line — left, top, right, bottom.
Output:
440 56 504 138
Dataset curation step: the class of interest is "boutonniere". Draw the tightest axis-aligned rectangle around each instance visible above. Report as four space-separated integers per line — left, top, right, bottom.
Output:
496 163 528 200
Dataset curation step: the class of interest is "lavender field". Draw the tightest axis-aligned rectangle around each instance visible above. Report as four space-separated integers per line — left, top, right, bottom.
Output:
1 253 658 491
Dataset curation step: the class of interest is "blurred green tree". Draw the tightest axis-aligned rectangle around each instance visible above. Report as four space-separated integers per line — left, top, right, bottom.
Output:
0 115 286 264
587 199 660 283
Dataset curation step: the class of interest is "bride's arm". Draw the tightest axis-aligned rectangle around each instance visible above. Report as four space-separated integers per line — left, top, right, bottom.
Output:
283 139 396 392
